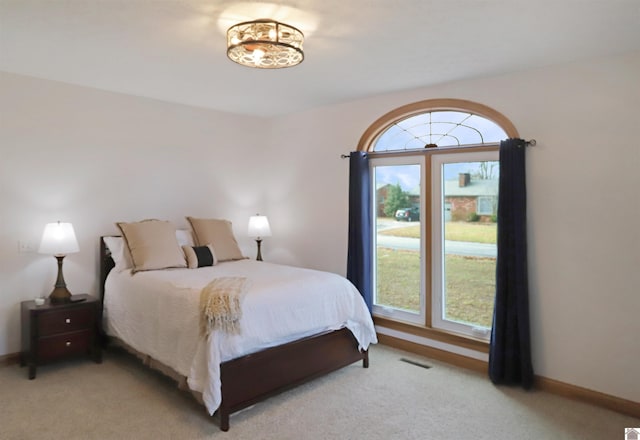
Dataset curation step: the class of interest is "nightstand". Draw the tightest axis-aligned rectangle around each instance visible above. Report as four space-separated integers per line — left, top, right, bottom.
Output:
20 294 102 379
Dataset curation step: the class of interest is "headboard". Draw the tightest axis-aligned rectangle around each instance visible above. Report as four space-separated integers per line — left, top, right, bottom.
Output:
99 236 117 307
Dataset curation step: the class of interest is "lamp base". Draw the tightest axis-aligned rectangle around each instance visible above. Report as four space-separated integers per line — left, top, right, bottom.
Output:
49 286 72 304
49 255 72 304
255 239 263 262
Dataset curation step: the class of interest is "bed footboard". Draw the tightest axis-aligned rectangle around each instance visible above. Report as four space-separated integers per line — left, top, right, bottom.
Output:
217 327 367 431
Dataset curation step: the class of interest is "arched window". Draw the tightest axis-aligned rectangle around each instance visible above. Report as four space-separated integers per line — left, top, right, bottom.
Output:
358 98 518 151
374 110 507 151
359 99 518 342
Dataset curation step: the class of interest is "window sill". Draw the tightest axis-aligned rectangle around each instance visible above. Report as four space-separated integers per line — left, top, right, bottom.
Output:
373 315 490 354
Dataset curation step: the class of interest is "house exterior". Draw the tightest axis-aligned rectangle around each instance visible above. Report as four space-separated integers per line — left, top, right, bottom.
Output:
444 173 498 222
376 183 420 217
377 174 496 222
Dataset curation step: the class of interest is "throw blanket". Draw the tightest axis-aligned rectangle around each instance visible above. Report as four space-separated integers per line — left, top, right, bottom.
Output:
199 277 249 337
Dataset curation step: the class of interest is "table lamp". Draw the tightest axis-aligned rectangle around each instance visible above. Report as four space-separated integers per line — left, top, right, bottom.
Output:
247 214 271 261
39 221 79 303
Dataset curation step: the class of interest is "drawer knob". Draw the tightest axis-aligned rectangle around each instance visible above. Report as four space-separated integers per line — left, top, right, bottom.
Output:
65 341 71 347
65 318 71 324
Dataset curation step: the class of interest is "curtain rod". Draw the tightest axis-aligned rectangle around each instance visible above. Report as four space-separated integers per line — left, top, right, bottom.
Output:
341 139 537 158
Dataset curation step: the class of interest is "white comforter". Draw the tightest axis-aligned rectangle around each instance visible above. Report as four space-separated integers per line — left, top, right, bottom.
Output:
103 259 377 414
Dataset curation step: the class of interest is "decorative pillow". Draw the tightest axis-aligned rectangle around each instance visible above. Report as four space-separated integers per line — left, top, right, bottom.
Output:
186 217 245 262
116 219 187 272
182 245 217 269
104 230 192 272
103 236 133 272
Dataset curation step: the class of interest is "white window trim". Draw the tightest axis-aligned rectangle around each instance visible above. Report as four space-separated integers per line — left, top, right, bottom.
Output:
370 155 426 325
431 150 498 339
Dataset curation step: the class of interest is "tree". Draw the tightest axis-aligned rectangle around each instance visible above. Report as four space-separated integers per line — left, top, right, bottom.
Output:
473 161 497 180
384 183 410 217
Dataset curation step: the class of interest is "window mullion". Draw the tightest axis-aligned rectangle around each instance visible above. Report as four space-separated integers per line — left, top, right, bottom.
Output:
424 153 433 328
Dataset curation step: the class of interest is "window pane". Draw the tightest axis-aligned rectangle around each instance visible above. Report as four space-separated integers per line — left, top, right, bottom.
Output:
396 113 429 130
441 161 498 329
434 135 459 147
429 111 471 124
373 111 508 151
374 164 421 314
447 125 483 145
375 125 412 151
405 138 426 149
464 115 507 143
430 122 459 139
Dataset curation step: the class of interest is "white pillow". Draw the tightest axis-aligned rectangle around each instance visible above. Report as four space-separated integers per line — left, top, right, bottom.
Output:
176 229 195 247
103 236 133 272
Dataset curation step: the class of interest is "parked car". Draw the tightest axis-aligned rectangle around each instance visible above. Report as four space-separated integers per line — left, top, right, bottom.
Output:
395 207 420 222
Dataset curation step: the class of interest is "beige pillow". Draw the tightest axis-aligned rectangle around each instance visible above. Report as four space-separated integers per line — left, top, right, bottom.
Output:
117 219 187 272
186 217 245 262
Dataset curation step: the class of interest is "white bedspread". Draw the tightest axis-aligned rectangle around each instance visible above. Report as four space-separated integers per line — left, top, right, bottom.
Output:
103 259 377 414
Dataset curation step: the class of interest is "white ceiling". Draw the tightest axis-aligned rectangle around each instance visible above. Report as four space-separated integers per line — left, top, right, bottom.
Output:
1 1 639 117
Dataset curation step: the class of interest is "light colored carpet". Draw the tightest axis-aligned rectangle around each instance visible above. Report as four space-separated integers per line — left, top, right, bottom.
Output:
0 344 637 439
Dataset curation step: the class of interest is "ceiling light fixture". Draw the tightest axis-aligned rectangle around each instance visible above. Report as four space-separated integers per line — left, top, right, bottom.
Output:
226 19 304 69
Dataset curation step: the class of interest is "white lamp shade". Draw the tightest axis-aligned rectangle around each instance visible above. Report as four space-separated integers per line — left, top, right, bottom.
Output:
248 215 272 239
39 222 79 255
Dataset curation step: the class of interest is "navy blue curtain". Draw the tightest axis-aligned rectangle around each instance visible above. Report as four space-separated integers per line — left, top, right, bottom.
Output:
346 151 373 313
489 138 534 389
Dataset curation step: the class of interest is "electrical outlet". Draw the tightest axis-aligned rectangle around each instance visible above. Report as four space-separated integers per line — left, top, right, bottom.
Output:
18 240 37 253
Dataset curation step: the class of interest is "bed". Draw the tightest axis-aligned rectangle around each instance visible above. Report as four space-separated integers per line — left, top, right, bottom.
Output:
99 230 377 431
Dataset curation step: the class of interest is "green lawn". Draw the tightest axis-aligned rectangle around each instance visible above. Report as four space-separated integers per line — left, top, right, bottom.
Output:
379 221 497 244
375 247 495 328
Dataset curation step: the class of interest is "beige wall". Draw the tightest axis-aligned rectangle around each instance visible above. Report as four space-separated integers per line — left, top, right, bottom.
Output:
0 72 270 357
1 51 639 402
264 51 640 402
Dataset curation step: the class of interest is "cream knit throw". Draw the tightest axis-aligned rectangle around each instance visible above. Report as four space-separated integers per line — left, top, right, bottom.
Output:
199 276 249 336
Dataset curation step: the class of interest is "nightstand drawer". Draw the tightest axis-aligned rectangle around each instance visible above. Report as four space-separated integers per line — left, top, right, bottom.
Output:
38 307 95 336
37 330 92 362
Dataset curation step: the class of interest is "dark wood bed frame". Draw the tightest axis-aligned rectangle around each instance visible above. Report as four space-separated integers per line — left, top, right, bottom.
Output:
99 237 369 431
